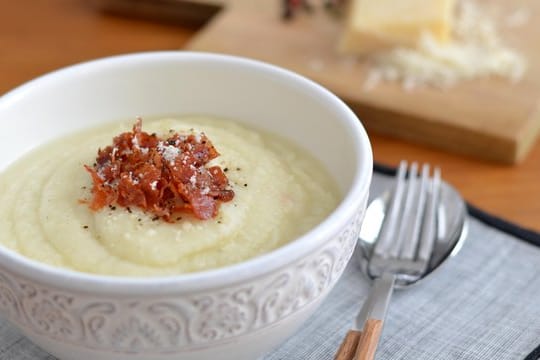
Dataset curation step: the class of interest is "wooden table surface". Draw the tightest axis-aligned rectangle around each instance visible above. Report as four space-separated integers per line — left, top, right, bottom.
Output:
2 0 539 232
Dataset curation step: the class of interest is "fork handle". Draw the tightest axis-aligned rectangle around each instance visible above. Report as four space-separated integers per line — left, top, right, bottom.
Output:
349 273 394 360
334 319 384 360
355 318 383 360
334 330 362 360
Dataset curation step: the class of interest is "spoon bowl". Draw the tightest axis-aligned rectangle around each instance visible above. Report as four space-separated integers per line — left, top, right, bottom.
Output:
357 176 468 288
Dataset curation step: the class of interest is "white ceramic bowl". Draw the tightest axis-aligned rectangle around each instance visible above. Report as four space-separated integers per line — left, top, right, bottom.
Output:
0 52 372 360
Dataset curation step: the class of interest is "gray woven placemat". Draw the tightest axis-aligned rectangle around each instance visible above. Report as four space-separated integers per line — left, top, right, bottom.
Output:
265 173 540 360
0 173 538 359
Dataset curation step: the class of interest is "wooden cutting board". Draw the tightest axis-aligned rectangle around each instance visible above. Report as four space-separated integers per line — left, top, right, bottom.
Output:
103 0 540 163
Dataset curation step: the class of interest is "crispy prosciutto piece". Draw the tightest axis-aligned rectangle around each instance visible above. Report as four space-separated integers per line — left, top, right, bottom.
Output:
83 118 234 221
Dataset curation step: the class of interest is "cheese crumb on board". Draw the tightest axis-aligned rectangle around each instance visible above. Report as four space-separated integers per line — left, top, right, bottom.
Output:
343 0 528 90
504 7 531 28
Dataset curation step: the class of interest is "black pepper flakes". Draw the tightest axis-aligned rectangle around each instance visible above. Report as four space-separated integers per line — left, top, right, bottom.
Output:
244 183 248 187
152 216 159 221
236 167 241 171
224 167 229 172
126 207 132 213
83 225 89 229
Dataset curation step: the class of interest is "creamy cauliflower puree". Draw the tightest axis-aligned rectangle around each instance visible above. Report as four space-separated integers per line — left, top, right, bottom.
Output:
0 116 340 276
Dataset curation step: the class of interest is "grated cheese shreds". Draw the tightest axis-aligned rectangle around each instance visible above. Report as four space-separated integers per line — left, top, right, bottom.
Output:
504 7 531 29
363 0 527 91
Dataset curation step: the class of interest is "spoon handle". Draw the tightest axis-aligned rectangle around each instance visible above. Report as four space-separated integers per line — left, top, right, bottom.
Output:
334 330 362 360
355 318 383 360
333 319 383 360
334 273 395 360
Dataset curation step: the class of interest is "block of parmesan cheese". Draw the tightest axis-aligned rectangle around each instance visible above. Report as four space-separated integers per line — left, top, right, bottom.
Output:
340 0 455 54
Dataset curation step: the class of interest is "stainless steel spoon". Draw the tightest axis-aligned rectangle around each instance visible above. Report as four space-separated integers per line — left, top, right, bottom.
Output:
357 166 468 288
334 162 468 360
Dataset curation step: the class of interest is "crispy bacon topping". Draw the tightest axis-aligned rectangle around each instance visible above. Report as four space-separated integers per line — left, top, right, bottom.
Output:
83 118 234 221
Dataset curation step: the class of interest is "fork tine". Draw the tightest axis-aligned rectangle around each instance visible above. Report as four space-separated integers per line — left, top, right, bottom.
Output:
390 162 418 259
400 163 429 260
417 167 441 265
373 161 407 257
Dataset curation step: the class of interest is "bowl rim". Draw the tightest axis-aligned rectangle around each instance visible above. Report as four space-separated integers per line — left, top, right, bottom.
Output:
0 51 373 295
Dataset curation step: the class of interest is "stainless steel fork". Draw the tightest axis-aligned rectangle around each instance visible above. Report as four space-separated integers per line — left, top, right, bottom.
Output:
335 161 442 360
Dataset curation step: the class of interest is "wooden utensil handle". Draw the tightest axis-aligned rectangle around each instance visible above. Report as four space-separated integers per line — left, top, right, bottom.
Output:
334 330 362 360
355 318 383 360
